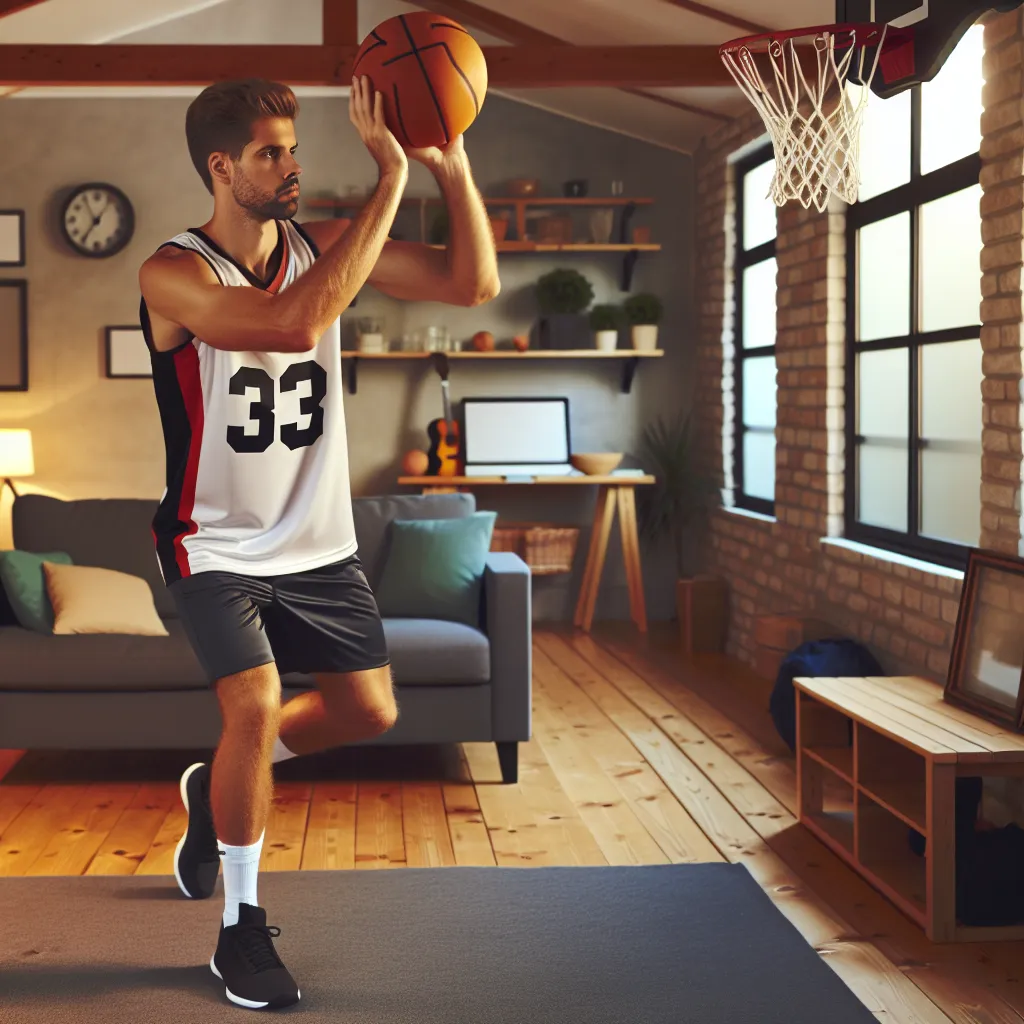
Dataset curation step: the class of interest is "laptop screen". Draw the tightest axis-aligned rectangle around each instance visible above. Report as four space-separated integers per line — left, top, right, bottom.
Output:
462 398 570 465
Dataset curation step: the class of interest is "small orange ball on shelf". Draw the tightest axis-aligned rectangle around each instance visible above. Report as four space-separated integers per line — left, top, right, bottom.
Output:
402 449 429 476
472 330 495 352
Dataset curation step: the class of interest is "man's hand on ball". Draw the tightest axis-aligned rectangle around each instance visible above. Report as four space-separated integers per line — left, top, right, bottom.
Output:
349 76 407 178
405 134 466 172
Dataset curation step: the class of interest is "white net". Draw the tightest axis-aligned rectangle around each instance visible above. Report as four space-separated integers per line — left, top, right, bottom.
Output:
722 26 891 212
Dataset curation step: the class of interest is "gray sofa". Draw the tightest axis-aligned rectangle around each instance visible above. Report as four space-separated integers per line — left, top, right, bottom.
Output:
0 491 531 784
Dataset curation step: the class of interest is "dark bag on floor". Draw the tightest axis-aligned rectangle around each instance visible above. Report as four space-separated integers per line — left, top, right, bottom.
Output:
769 637 885 752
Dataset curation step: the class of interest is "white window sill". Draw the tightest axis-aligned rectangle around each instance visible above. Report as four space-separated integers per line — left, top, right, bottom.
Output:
721 505 777 524
819 537 964 581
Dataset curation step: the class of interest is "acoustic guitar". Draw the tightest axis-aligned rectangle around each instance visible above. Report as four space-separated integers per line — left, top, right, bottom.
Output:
426 352 462 476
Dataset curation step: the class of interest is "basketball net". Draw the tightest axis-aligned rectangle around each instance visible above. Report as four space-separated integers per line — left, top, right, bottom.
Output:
721 25 892 212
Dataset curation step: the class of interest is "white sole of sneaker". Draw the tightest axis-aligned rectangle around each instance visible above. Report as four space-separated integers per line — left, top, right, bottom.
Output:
173 762 207 899
210 955 300 1009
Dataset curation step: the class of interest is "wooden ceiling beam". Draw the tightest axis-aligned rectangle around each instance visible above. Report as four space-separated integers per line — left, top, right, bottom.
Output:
619 87 731 123
659 0 768 35
0 43 734 88
0 0 48 17
322 0 358 46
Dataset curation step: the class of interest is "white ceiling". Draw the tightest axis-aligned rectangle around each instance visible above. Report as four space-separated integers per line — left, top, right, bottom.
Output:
0 0 840 152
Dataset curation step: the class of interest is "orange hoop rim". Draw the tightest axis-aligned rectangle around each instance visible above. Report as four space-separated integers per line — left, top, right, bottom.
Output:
718 21 914 57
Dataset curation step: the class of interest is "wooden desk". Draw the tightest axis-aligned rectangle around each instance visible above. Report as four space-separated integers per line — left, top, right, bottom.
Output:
795 674 1024 943
397 475 655 633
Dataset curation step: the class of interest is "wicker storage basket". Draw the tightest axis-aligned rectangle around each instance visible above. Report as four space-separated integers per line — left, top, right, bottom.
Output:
491 521 580 575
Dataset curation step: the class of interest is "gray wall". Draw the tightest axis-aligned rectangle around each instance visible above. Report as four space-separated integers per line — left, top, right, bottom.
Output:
0 89 694 622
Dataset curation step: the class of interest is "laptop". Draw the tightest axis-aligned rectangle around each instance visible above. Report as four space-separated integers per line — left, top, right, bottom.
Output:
460 397 582 477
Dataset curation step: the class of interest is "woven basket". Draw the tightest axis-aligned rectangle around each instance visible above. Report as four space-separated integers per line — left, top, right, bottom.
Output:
491 521 580 576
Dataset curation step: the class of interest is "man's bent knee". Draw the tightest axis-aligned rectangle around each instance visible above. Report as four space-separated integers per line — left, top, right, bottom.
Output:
215 661 282 730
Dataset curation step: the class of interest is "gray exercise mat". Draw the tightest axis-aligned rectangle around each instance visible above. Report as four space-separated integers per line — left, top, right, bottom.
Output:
0 863 877 1022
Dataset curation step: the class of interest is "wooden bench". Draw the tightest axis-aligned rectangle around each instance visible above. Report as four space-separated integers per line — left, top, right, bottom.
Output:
795 674 1024 943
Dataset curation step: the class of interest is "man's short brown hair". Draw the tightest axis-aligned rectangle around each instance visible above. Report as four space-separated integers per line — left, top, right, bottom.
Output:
185 79 299 194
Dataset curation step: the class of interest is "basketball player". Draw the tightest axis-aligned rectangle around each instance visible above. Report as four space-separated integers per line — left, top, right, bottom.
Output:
137 76 499 1010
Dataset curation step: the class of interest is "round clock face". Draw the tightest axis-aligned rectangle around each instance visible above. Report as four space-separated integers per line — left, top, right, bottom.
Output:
61 183 134 258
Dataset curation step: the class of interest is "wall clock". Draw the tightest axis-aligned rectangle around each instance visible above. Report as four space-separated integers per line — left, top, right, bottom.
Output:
60 183 135 258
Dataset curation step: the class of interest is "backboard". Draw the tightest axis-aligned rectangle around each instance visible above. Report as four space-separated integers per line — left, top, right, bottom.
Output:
838 0 1024 96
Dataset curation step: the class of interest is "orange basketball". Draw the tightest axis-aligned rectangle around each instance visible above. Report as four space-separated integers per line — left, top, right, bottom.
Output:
352 12 487 150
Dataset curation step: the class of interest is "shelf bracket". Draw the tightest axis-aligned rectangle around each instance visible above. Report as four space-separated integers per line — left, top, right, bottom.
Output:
621 356 640 394
620 249 640 291
347 356 358 395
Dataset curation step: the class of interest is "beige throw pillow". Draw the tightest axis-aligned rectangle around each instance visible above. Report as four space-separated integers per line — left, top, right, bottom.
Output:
42 562 169 636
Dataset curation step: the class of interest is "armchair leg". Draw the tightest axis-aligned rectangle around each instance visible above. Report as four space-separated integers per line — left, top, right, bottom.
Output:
496 741 518 784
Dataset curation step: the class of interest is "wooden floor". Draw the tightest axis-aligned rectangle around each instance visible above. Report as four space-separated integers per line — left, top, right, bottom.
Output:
3 624 1024 1022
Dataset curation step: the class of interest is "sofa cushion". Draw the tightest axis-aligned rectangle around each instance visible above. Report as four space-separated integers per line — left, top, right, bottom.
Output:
0 618 207 691
0 550 73 633
375 512 497 627
44 563 169 637
11 495 176 619
380 617 490 684
352 492 476 591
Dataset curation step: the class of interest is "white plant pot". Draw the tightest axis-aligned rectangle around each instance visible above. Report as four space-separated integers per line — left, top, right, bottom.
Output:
357 332 385 353
594 330 618 352
631 324 659 351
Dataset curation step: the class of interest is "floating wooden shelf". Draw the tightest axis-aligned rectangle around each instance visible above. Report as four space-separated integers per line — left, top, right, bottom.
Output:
306 196 655 210
340 348 663 394
427 242 661 253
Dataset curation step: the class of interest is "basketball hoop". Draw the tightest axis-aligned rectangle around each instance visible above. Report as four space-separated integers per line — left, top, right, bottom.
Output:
720 22 915 211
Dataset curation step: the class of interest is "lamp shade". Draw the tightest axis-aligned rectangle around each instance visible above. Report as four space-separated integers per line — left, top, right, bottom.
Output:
0 429 34 477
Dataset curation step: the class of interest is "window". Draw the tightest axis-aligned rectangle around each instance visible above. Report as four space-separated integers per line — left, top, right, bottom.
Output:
734 144 778 516
846 25 984 569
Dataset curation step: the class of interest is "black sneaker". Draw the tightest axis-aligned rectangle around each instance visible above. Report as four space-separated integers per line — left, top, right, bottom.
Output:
210 903 301 1010
173 762 221 900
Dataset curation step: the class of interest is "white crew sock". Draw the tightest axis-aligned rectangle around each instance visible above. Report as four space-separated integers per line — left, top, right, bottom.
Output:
272 736 297 764
219 831 264 928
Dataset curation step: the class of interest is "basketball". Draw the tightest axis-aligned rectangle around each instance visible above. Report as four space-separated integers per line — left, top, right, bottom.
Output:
352 12 487 150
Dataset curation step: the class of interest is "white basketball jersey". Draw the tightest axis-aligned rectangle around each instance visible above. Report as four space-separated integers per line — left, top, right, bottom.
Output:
141 220 357 583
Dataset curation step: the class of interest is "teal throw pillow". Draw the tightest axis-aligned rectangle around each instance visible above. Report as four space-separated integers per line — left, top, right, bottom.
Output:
375 512 497 627
0 550 74 633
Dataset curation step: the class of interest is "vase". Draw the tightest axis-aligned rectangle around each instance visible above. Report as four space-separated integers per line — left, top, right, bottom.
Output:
594 330 618 352
588 208 614 244
536 313 590 350
631 324 658 351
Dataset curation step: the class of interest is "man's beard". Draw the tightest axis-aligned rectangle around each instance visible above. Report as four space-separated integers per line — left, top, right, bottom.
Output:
233 172 298 221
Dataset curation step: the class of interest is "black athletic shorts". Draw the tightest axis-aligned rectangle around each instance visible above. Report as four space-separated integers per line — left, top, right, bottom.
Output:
168 553 391 684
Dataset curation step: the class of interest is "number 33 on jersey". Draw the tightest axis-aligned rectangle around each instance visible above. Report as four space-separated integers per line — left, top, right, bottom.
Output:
141 220 357 585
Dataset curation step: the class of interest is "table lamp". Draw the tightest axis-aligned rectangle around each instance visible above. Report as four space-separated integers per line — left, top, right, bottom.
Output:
0 429 34 499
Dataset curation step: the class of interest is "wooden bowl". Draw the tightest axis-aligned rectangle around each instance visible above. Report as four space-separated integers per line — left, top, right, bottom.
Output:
571 452 623 476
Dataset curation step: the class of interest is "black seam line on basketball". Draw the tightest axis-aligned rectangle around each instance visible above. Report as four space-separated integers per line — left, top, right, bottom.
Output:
392 83 412 146
429 21 469 34
380 42 478 116
397 13 450 144
352 30 387 77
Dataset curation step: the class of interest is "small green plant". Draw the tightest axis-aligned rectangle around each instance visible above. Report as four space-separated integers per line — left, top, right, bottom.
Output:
623 293 663 325
536 268 594 315
588 303 625 331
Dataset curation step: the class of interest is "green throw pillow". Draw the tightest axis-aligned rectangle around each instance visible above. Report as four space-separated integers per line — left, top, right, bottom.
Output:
375 512 497 627
0 550 74 633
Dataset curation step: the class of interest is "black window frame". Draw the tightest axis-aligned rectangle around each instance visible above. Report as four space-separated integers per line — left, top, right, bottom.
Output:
845 86 983 572
733 142 777 518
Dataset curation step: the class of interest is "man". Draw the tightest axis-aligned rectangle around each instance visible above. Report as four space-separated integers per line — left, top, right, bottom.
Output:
137 75 499 1011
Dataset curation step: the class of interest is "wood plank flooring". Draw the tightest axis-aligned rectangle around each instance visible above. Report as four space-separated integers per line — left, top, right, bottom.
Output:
3 624 1024 1022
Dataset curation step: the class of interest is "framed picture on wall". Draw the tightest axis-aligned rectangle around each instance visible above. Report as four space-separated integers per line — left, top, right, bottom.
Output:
0 280 28 391
0 211 25 267
944 548 1024 730
104 326 151 378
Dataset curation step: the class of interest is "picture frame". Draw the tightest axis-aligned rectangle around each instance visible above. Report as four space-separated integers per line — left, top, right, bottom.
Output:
944 548 1024 730
104 325 151 379
0 210 25 267
0 279 28 391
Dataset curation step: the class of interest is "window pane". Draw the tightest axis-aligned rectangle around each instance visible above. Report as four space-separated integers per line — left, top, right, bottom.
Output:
920 184 982 332
742 258 777 349
743 355 777 428
921 24 984 175
743 429 775 502
920 448 980 547
743 158 777 249
858 213 910 342
858 443 908 531
858 348 909 438
852 84 912 202
920 339 983 442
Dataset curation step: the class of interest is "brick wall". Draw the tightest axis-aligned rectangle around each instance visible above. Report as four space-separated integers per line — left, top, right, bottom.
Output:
692 11 1023 683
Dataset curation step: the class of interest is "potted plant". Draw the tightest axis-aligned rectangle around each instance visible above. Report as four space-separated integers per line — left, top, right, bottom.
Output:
534 268 594 350
588 304 624 352
634 411 726 657
623 293 663 351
